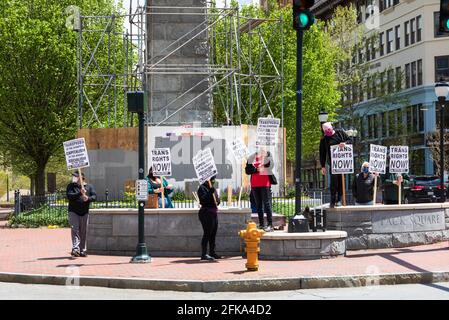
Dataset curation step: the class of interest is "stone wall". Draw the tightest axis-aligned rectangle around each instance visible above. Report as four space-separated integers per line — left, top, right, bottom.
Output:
326 204 449 250
87 208 251 257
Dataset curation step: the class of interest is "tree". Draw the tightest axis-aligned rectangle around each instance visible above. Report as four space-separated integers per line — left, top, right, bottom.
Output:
0 0 124 195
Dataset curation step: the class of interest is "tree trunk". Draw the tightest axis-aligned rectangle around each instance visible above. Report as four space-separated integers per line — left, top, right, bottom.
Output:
35 163 46 196
30 174 35 196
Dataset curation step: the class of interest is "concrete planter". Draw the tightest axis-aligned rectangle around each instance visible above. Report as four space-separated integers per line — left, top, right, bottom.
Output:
87 208 251 257
327 203 449 250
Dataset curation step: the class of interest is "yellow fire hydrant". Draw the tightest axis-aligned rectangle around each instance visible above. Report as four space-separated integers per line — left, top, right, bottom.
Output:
239 221 265 271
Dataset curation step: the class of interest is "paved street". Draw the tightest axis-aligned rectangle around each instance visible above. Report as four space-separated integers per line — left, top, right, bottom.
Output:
1 281 449 300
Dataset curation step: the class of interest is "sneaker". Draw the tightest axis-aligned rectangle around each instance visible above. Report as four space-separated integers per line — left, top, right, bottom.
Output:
258 225 265 230
201 254 215 261
71 249 80 257
210 253 222 259
264 225 274 232
80 251 88 257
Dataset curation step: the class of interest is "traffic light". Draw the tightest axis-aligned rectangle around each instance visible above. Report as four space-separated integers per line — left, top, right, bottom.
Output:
440 0 449 33
293 0 315 31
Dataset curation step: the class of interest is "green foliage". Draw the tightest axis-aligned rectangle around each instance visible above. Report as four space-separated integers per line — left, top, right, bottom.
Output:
0 0 125 195
8 205 69 228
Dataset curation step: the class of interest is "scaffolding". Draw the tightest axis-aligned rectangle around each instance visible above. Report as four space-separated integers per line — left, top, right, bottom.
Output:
74 1 284 129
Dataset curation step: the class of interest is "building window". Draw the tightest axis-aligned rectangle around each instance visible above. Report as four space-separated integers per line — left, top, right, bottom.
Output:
359 83 364 102
366 77 372 100
379 32 384 56
388 68 394 93
435 55 449 82
410 18 416 45
381 112 387 137
411 61 417 87
419 104 424 132
387 28 393 54
395 25 401 50
380 0 399 12
417 15 422 42
397 108 403 136
366 40 371 62
388 109 396 137
404 21 410 47
380 72 386 96
395 66 402 91
434 12 449 38
358 46 363 64
371 36 376 60
405 63 411 89
408 104 425 134
417 59 423 85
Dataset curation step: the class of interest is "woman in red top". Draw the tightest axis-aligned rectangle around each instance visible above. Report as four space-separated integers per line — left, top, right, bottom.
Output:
245 149 275 232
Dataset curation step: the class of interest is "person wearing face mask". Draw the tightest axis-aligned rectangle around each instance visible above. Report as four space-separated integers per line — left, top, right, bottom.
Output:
319 122 351 208
352 162 378 205
66 171 97 257
197 175 221 261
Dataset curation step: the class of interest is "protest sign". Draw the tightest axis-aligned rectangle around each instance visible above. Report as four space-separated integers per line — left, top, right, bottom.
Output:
369 144 387 174
330 144 354 174
193 148 218 185
389 146 409 173
63 138 90 170
151 148 172 176
228 139 249 162
256 117 280 147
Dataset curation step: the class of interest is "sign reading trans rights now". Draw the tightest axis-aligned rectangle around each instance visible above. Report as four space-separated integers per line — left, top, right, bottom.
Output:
150 148 172 176
389 146 409 174
330 144 354 174
369 144 387 174
63 138 90 170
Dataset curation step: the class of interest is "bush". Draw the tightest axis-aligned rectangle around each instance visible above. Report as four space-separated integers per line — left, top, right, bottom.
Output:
8 204 69 228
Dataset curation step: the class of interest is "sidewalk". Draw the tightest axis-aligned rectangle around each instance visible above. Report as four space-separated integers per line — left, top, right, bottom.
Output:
1 222 449 291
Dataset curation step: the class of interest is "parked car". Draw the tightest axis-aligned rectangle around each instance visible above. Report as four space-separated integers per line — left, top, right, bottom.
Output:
405 176 448 203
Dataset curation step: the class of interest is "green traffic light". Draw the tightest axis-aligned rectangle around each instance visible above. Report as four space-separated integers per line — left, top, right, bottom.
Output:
298 12 309 27
446 19 449 30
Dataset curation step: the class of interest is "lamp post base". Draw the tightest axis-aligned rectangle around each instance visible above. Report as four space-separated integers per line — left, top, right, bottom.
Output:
130 244 151 263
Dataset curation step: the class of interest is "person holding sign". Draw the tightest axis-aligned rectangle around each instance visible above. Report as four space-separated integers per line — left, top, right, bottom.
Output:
381 164 410 204
145 167 174 208
319 122 351 208
245 148 276 232
66 172 96 257
197 175 221 261
352 162 378 205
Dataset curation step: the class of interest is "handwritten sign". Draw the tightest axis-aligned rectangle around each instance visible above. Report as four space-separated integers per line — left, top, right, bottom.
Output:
256 117 280 147
193 148 218 185
228 139 249 162
63 138 90 170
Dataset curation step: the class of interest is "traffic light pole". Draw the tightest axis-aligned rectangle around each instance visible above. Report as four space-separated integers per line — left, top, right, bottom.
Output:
288 29 305 232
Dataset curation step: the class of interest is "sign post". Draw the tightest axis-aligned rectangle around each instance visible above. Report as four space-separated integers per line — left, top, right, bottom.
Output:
389 146 409 205
330 144 354 206
193 148 219 205
151 148 172 209
228 139 249 208
369 144 387 205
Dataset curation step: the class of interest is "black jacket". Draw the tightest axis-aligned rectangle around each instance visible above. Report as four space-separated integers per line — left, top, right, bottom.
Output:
352 173 375 204
197 182 220 209
319 129 351 169
66 182 97 216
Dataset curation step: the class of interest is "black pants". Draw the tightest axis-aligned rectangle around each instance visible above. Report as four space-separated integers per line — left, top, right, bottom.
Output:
330 173 343 205
198 207 218 256
252 187 273 227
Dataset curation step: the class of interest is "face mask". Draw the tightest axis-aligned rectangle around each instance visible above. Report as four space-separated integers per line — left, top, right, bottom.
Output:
72 177 79 183
362 167 369 174
324 129 333 137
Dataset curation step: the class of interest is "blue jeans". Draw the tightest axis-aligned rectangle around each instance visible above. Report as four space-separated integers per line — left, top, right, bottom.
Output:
158 197 171 208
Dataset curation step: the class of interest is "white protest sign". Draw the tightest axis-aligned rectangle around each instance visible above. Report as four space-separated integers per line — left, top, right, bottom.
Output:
151 148 172 176
63 138 90 170
330 144 354 174
193 148 218 185
256 117 280 147
228 139 249 162
369 144 387 174
389 146 409 173
135 179 148 201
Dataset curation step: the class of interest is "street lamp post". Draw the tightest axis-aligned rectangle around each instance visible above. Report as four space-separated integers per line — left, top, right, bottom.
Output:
435 82 449 202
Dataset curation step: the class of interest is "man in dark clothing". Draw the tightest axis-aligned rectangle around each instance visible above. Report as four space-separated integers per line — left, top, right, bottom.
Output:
66 171 96 257
197 175 221 261
245 149 275 232
319 122 351 207
352 162 378 205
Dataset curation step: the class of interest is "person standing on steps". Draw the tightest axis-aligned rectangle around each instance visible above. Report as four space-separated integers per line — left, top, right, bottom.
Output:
66 171 96 257
197 175 222 261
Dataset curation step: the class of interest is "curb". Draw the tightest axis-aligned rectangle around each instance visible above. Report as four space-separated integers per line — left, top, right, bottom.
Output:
1 271 449 292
